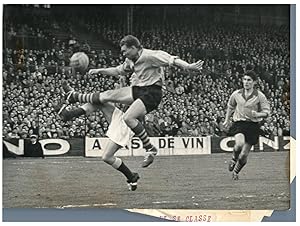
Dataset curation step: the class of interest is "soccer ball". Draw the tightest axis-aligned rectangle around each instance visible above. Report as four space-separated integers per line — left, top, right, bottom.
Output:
70 52 89 70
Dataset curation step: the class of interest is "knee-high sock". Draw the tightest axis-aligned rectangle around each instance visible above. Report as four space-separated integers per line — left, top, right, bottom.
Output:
111 157 133 180
71 91 101 104
233 158 247 174
131 121 153 151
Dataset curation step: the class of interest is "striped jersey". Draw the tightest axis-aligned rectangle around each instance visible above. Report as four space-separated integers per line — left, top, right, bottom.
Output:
227 89 270 122
116 48 178 87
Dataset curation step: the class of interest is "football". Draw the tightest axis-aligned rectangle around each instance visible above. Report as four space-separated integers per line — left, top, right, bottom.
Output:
70 52 89 70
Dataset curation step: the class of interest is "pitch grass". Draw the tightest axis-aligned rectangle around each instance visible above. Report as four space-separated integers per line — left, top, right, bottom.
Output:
3 152 290 210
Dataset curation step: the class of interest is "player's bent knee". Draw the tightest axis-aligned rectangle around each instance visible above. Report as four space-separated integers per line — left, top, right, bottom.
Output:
235 134 245 147
122 114 130 124
102 153 114 165
123 114 136 128
235 142 244 150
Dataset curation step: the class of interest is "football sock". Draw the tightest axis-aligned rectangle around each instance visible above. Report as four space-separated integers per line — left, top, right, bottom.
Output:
112 158 133 180
231 157 237 163
233 159 247 174
91 92 101 104
132 122 153 151
71 92 101 104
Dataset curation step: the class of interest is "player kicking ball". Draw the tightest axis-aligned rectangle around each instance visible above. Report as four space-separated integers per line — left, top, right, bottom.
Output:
58 100 139 191
63 35 203 168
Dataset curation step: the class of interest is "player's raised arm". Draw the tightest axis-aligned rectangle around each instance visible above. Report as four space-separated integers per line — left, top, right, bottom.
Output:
150 50 204 71
88 67 120 77
174 58 204 71
89 57 134 78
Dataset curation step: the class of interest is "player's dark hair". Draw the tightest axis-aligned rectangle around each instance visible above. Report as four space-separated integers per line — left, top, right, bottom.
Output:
120 35 141 48
244 70 257 81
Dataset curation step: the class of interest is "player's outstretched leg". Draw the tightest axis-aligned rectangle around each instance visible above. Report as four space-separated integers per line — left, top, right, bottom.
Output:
57 81 99 122
62 81 102 105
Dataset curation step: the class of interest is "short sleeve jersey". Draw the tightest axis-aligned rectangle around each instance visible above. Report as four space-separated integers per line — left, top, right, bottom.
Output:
227 89 271 122
116 48 178 87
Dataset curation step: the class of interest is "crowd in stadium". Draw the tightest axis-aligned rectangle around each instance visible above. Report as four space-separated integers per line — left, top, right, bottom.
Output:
2 6 290 139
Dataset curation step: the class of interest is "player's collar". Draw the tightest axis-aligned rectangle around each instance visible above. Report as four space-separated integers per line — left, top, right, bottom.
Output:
239 88 258 100
132 48 143 63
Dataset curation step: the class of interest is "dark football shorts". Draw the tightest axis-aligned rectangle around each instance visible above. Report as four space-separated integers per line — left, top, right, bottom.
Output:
132 84 162 113
228 121 261 145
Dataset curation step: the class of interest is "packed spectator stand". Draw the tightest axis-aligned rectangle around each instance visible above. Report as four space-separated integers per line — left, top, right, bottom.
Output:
2 5 290 139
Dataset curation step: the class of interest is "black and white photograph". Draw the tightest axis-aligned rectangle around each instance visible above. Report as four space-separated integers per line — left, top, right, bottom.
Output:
2 4 293 221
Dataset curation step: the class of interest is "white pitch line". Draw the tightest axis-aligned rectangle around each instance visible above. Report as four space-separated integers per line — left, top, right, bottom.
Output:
55 203 117 209
152 200 181 204
10 159 101 164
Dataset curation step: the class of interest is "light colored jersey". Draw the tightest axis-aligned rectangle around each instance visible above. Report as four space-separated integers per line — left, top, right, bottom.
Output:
106 107 134 147
227 89 270 122
116 48 178 87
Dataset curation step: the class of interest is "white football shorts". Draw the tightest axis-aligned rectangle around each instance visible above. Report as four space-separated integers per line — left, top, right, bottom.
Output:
106 107 134 147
